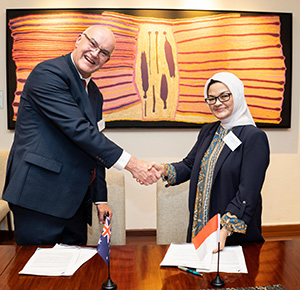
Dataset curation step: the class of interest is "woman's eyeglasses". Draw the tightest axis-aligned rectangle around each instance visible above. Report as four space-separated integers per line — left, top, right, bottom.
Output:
205 93 231 105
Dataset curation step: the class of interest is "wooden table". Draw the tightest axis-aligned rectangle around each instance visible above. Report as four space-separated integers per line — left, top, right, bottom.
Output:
0 239 299 290
0 245 20 276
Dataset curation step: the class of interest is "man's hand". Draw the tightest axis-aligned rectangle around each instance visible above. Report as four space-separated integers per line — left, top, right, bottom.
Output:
213 228 228 253
125 156 161 185
96 203 113 224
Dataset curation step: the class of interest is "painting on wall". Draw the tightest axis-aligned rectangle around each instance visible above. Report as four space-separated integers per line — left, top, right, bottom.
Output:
6 9 292 129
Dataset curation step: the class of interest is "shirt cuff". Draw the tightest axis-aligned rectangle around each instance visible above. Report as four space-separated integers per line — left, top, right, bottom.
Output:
112 150 131 170
164 163 177 185
94 201 107 204
221 212 247 235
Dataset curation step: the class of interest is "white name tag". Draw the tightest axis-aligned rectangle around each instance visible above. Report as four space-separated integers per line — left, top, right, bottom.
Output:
97 119 105 132
223 131 242 151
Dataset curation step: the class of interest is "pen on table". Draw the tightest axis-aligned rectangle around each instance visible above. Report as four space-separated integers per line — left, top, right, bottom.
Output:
178 266 203 277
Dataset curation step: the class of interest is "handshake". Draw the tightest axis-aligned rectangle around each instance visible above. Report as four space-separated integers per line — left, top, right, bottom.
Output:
125 156 166 186
98 157 168 223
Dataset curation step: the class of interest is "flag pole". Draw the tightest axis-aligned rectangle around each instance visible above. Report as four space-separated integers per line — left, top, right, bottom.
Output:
210 240 225 287
102 212 117 290
211 213 225 287
102 259 116 290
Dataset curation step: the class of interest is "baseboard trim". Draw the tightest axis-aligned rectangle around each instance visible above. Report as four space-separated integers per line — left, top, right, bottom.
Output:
126 229 156 237
262 224 300 239
126 224 300 240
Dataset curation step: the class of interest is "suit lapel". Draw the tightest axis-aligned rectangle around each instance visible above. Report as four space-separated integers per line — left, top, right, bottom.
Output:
212 126 244 183
87 82 101 122
64 54 97 127
199 123 220 158
193 122 220 173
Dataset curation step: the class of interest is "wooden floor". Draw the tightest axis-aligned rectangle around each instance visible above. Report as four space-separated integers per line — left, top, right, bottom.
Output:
0 230 156 246
126 235 156 245
0 231 15 245
1 231 300 246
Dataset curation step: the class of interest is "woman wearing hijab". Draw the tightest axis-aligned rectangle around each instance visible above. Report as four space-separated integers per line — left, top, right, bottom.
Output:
152 72 270 250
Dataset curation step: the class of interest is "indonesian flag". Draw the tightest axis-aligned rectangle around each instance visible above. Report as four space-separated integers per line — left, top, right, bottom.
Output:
192 214 220 261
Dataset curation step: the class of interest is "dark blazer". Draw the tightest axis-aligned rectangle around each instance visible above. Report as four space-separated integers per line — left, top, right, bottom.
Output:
171 121 270 244
3 53 123 219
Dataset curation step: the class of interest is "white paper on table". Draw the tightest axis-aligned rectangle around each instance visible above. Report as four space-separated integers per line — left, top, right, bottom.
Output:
53 243 97 274
160 243 247 273
160 243 211 270
19 244 97 276
199 245 248 273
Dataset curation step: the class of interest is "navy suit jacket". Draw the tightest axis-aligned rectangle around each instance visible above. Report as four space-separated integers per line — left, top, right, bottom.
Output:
3 53 123 219
171 121 270 244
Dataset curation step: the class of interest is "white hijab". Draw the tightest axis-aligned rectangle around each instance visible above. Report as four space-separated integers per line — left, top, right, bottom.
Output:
203 72 256 129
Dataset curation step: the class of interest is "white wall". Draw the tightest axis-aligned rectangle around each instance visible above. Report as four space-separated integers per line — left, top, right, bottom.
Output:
1 0 300 229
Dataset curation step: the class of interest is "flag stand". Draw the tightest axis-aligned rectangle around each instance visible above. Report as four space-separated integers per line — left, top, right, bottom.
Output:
100 212 117 290
102 260 117 289
210 241 225 287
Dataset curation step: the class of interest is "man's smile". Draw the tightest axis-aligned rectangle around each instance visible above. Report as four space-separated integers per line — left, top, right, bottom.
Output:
85 55 95 65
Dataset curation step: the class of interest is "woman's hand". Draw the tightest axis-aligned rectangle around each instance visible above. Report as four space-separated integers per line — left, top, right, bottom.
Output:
212 228 228 253
149 162 166 176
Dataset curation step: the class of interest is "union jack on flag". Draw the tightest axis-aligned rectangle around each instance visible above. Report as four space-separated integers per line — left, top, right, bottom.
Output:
97 216 111 265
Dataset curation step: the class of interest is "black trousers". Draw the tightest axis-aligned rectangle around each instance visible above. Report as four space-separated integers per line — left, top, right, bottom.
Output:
9 199 88 246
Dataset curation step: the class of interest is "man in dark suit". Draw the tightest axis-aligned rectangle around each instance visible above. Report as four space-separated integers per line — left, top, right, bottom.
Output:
3 26 160 245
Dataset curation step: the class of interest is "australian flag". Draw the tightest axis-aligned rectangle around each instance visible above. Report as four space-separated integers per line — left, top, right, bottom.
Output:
97 216 111 265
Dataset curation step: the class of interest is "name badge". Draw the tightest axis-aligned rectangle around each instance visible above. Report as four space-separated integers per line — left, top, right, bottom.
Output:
97 119 105 132
223 131 242 151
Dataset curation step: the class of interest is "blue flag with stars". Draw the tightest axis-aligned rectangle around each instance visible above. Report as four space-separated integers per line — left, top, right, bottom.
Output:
97 216 111 265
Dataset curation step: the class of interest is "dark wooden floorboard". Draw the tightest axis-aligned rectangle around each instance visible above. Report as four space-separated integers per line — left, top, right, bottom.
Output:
0 231 15 245
126 235 156 245
1 229 299 246
0 230 156 246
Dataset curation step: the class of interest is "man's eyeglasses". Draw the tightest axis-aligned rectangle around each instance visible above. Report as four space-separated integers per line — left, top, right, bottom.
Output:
205 92 231 105
83 33 111 60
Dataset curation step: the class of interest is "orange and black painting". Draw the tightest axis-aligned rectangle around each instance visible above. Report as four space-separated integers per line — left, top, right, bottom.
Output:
6 9 292 129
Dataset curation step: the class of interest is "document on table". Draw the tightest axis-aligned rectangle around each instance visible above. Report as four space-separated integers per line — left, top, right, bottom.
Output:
19 244 97 276
160 243 247 273
202 245 247 273
160 243 211 269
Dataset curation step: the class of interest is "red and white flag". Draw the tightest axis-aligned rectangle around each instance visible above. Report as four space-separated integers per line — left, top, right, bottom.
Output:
192 214 220 261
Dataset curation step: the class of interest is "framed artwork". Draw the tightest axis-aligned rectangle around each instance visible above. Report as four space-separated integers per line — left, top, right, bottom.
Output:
6 9 292 129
